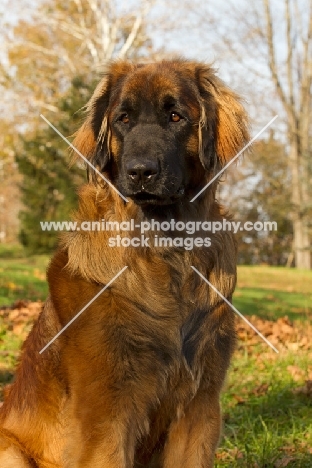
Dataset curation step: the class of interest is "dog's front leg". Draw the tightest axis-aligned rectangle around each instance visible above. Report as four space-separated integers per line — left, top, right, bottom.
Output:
63 391 142 468
64 415 137 468
162 386 221 468
62 372 152 468
62 348 166 468
162 296 235 468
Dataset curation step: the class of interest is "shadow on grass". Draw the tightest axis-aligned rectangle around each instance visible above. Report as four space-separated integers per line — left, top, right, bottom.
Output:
234 287 312 322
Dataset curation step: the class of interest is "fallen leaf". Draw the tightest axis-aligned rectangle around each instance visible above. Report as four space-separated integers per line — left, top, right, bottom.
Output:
274 456 296 467
292 380 312 397
251 383 269 396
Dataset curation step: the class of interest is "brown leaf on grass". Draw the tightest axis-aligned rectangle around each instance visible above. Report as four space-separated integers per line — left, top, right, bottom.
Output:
11 300 29 309
0 301 43 341
215 448 244 460
236 314 312 353
272 317 294 335
228 448 244 459
292 380 312 397
286 342 300 351
287 441 312 453
278 445 295 454
287 365 305 382
33 268 46 281
1 302 43 323
215 451 228 461
12 323 25 336
251 382 269 396
233 394 246 405
274 456 296 467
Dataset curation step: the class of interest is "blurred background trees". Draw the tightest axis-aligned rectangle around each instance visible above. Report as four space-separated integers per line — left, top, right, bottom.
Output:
16 77 92 252
0 0 154 251
219 136 293 266
174 0 312 268
0 0 311 267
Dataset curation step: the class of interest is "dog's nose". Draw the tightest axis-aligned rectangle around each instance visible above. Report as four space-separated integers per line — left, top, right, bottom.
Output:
126 160 159 184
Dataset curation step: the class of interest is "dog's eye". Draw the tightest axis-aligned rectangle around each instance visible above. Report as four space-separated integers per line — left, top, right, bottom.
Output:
170 112 181 122
120 114 130 124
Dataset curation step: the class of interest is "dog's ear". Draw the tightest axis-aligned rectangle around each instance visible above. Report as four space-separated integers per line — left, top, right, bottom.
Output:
71 62 134 182
196 65 250 171
71 78 110 180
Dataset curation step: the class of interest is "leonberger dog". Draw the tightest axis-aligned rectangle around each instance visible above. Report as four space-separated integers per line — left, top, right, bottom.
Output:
0 59 249 467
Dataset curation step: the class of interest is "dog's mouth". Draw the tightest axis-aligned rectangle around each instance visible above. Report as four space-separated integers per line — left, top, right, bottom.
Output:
129 187 185 206
129 192 167 205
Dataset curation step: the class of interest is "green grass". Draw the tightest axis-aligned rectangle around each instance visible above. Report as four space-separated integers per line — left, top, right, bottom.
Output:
0 244 49 305
235 266 312 322
0 246 312 466
216 350 312 467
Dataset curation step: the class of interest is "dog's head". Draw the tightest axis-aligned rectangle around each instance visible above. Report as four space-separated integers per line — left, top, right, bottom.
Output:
73 59 249 206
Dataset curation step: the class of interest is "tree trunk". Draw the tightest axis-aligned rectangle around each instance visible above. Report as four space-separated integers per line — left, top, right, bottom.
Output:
293 219 311 269
289 140 311 269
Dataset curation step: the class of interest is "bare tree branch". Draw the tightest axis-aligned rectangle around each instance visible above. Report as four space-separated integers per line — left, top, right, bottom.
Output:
285 0 295 112
263 0 294 122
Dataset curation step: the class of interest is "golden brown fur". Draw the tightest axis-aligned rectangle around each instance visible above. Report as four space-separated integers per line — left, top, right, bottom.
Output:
0 59 249 467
